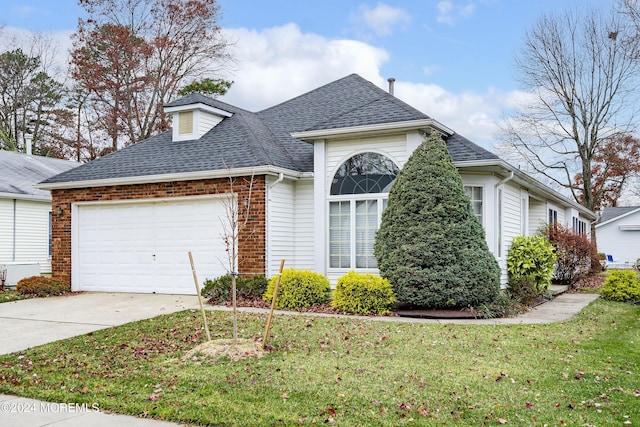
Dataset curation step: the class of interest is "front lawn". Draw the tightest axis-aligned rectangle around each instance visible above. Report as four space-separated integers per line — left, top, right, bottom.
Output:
0 299 638 426
0 289 29 303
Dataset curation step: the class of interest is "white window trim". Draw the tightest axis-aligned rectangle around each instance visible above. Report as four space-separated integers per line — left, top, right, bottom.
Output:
328 194 388 272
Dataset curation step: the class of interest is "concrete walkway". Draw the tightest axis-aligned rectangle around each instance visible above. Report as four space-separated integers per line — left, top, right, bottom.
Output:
0 291 600 427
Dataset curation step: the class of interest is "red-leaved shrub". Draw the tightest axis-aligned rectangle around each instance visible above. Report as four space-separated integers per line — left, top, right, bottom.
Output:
545 224 598 287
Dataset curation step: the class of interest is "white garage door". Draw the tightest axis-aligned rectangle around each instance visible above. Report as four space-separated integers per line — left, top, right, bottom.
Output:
74 197 231 294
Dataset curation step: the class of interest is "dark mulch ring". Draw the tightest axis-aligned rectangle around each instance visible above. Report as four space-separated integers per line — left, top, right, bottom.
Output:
208 296 397 316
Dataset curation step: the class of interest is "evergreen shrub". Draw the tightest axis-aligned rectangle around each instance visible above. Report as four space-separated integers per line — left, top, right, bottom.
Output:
201 275 268 303
332 271 396 315
601 270 640 302
16 276 69 297
263 269 330 309
507 235 556 305
374 132 501 309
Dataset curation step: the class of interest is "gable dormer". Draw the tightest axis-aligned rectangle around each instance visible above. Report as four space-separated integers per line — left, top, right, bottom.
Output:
164 96 233 141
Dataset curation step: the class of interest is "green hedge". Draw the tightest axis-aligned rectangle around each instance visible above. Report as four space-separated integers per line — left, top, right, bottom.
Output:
201 275 268 303
263 269 330 310
601 270 640 302
506 235 556 305
332 271 396 315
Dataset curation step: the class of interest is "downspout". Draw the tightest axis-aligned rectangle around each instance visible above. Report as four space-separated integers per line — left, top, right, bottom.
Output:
266 173 285 277
494 171 514 281
12 199 16 261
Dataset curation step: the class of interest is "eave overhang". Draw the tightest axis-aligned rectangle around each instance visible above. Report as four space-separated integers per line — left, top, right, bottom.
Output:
36 166 309 191
291 119 454 141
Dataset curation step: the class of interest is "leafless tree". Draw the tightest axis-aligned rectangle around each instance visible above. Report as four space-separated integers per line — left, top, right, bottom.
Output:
218 173 256 344
500 5 640 238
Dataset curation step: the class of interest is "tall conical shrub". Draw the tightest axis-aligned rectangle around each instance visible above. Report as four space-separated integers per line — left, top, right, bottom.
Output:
374 132 500 308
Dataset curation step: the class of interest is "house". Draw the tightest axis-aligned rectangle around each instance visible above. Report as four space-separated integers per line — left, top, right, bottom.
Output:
0 150 79 285
38 74 596 294
596 206 640 268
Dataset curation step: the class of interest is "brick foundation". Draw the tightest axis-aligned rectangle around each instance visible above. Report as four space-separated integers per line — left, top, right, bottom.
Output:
51 176 266 286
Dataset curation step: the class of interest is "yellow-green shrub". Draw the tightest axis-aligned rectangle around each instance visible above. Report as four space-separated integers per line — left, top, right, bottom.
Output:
16 276 70 297
263 269 330 309
332 271 396 315
601 270 640 302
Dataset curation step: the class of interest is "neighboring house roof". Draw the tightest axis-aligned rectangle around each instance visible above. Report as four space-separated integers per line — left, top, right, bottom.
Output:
0 150 79 201
39 74 498 187
596 206 640 227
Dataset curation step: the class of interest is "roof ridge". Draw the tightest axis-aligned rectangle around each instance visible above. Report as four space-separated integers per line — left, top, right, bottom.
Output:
259 73 360 114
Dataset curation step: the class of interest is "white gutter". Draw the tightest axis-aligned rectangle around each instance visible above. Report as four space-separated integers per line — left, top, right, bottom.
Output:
267 172 285 189
494 170 514 189
291 119 454 140
36 166 307 191
0 192 52 202
455 159 597 220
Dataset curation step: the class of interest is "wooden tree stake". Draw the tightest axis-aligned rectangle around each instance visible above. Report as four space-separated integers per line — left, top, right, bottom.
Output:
188 251 211 342
262 259 285 349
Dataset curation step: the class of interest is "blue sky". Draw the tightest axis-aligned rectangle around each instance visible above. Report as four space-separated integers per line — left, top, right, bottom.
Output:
1 0 610 148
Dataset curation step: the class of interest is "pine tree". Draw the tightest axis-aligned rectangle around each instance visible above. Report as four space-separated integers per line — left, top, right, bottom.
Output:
374 132 500 308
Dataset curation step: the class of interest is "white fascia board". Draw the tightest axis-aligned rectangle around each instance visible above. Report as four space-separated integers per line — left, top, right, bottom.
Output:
0 191 51 202
164 102 233 118
291 119 453 141
596 206 640 228
455 159 597 220
36 166 305 191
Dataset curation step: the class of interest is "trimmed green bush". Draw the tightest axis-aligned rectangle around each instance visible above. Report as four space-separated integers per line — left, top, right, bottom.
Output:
16 276 69 297
332 271 396 315
202 275 268 303
374 132 501 309
507 235 557 305
601 270 640 302
263 269 331 310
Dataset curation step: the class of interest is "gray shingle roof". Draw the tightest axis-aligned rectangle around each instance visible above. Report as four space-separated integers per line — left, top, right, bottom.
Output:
41 74 499 185
0 150 79 199
599 206 640 223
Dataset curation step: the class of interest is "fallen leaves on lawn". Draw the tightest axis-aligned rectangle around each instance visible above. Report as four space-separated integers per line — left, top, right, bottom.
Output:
182 338 265 362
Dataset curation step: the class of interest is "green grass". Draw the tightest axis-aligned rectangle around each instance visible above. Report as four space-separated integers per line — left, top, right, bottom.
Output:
0 289 29 303
0 299 638 426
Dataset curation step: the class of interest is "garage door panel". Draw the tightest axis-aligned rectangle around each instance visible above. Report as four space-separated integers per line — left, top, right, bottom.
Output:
76 198 232 294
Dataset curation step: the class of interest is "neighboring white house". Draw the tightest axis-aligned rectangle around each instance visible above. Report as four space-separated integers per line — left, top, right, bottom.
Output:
596 206 640 268
0 150 79 285
39 74 596 293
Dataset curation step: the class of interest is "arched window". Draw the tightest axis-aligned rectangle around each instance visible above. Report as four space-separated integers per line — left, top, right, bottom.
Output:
329 153 399 269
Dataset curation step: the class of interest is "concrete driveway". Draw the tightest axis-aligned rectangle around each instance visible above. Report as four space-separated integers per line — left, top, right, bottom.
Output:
0 293 201 355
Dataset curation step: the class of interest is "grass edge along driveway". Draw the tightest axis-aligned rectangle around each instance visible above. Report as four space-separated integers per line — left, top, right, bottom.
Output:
0 299 638 426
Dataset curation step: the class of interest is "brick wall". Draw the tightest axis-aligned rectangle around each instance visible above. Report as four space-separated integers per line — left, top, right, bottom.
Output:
51 176 266 286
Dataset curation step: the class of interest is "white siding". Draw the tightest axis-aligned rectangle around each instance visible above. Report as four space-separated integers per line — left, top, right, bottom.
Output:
293 179 315 270
267 178 295 277
596 209 640 266
502 183 522 257
0 198 49 273
197 111 223 137
529 199 546 235
0 199 13 263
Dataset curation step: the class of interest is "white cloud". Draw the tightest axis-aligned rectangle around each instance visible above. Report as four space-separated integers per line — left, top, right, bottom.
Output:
208 24 524 150
437 0 477 25
394 81 527 147
351 3 411 37
219 24 389 111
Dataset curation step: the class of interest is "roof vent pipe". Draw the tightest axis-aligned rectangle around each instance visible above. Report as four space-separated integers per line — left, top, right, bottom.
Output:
24 134 33 156
387 77 395 96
